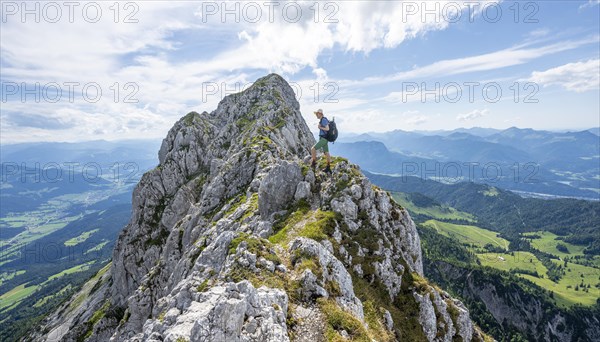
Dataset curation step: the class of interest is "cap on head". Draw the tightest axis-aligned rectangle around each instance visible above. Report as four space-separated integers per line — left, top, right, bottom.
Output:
314 108 323 115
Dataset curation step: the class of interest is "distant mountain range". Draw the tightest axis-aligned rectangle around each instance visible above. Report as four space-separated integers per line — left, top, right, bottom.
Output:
1 140 160 217
1 139 161 166
343 127 599 139
332 127 600 200
364 171 599 250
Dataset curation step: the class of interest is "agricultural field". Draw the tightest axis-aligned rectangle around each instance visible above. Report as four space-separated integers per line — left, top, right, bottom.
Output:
46 261 97 281
392 193 476 222
521 260 599 307
523 231 600 267
421 220 599 307
421 220 509 252
0 260 98 313
85 240 109 254
478 251 546 275
0 212 82 266
0 189 126 267
64 229 99 246
0 283 40 312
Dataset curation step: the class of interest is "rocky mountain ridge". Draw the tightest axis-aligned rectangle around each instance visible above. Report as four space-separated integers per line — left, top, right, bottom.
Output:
32 74 490 342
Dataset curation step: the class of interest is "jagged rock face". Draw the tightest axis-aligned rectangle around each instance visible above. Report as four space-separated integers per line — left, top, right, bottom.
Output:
111 74 314 309
34 74 485 342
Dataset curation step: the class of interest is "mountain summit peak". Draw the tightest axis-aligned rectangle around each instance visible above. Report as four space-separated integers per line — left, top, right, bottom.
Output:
158 73 312 167
33 74 489 342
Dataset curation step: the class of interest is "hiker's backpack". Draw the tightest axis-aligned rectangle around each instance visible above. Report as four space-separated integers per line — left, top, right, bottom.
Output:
325 117 338 142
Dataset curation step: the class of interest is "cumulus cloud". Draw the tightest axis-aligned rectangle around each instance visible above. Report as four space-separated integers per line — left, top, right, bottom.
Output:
8 1 499 142
457 109 489 121
197 1 502 75
527 59 600 93
2 0 595 143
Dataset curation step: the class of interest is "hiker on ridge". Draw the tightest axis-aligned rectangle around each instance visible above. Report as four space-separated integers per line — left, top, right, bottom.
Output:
310 108 332 173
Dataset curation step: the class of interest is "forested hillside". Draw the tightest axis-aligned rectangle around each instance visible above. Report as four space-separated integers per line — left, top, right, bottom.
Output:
366 172 600 255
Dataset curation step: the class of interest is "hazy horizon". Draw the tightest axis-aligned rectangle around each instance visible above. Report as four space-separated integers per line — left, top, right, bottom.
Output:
1 124 599 146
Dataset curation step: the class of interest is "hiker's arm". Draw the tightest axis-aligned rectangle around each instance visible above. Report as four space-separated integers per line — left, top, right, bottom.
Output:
318 123 329 131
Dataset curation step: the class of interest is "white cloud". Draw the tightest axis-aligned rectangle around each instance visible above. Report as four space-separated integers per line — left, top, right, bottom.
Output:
313 68 328 81
0 2 207 143
580 0 600 9
526 28 550 39
1 0 597 143
457 109 489 121
8 1 502 142
528 59 600 93
358 37 599 86
195 1 502 75
406 115 429 125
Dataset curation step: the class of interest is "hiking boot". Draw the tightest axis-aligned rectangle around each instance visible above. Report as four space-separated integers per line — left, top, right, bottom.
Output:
323 165 331 173
310 160 317 169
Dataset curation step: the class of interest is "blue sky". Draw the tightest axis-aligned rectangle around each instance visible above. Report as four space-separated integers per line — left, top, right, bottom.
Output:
1 0 599 143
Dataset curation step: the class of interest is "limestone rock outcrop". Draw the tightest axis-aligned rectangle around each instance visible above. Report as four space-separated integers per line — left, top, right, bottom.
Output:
33 74 488 342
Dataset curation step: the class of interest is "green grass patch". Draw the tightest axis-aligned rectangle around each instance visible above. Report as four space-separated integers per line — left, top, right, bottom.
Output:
224 194 247 217
391 192 475 222
67 262 111 314
81 300 111 340
422 220 508 251
228 265 288 291
519 260 599 307
362 300 396 342
292 251 323 279
478 251 547 275
0 282 40 311
249 135 273 149
46 260 96 282
196 279 210 292
523 231 588 259
351 272 427 341
64 228 99 246
297 210 337 241
268 202 311 245
0 270 25 286
478 251 600 307
318 298 371 342
229 232 281 265
240 193 259 222
85 240 109 254
182 111 200 126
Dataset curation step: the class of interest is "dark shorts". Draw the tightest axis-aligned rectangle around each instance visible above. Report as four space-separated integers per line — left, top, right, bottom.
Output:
313 137 329 153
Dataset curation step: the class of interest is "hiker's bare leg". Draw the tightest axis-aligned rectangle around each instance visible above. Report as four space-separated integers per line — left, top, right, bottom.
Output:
325 152 331 165
311 147 316 163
